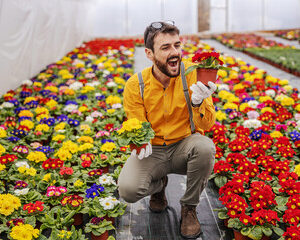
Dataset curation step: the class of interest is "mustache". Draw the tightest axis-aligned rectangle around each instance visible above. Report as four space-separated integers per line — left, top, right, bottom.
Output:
167 56 181 62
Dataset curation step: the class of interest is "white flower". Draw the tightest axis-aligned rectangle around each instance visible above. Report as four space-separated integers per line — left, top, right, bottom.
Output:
247 100 259 109
99 174 116 186
242 119 262 129
265 89 276 98
217 84 229 91
99 197 115 210
14 188 29 196
106 81 117 87
15 161 30 168
69 82 83 90
22 79 33 86
63 104 78 112
112 103 122 109
91 111 103 118
1 102 14 108
85 116 94 123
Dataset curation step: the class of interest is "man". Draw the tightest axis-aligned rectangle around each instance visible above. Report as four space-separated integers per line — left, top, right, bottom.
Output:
118 21 216 239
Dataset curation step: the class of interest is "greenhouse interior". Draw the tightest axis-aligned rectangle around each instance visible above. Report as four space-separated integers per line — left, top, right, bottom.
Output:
0 0 300 239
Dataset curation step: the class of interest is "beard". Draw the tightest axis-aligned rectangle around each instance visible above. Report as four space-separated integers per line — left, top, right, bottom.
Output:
153 55 182 78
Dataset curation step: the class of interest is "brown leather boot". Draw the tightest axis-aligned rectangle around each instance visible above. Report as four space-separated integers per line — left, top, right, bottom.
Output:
149 176 168 213
180 205 202 239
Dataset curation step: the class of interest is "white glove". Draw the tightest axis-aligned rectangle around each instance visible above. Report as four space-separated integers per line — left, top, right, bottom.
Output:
190 81 217 105
130 142 152 160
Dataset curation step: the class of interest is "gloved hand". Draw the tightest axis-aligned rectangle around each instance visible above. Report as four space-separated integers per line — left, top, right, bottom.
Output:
130 142 152 160
190 81 217 105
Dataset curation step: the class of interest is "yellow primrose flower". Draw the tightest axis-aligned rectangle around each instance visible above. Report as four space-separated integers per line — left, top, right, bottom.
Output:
46 99 58 109
100 142 116 152
278 79 289 86
0 164 6 171
217 69 227 78
35 124 50 132
223 102 238 111
294 164 300 177
78 106 88 112
107 109 116 114
281 97 295 106
77 136 93 144
261 107 274 113
78 143 94 152
27 151 47 163
258 96 273 103
239 103 249 112
216 110 226 122
54 122 66 131
270 131 283 138
52 135 66 141
0 144 6 156
42 173 51 182
106 95 121 105
18 110 33 118
0 129 7 138
74 179 84 188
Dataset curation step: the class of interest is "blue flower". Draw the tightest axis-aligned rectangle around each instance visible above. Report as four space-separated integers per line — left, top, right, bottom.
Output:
57 115 68 122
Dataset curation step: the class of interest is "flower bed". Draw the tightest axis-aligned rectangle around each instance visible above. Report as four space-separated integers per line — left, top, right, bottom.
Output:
214 33 300 77
0 38 136 239
183 39 300 239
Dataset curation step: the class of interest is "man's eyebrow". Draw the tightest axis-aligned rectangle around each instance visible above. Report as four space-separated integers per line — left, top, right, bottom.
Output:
160 41 181 48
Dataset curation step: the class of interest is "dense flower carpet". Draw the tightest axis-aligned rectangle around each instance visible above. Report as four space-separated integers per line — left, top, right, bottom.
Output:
214 33 300 77
0 35 299 240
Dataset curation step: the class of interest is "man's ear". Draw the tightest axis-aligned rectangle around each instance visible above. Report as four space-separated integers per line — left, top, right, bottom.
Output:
145 48 154 62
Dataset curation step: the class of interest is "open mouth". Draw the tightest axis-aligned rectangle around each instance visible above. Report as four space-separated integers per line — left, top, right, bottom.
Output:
167 58 179 70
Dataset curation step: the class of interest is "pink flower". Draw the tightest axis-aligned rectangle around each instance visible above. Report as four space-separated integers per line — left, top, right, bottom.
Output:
247 111 260 120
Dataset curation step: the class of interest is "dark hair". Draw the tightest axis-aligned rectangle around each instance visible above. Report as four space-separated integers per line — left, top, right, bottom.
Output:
144 22 180 52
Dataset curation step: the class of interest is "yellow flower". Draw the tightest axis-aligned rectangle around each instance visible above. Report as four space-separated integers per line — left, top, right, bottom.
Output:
270 131 283 138
78 143 94 152
54 122 66 131
35 124 50 132
0 129 7 138
223 102 238 111
216 110 226 122
42 173 51 182
0 144 6 156
107 109 116 114
101 142 116 152
10 223 39 240
281 97 295 106
294 164 300 177
20 120 35 129
18 110 33 118
52 134 66 142
261 107 273 113
74 179 84 187
27 151 47 163
106 95 121 105
0 164 6 171
239 103 249 112
77 136 93 144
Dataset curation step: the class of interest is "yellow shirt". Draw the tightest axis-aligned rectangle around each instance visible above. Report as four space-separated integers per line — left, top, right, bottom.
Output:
123 59 216 145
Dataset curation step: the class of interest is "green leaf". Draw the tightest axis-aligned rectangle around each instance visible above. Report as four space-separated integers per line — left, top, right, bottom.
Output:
214 175 227 188
262 226 272 237
273 226 285 237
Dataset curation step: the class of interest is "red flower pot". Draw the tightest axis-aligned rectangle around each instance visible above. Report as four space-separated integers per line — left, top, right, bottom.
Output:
233 230 250 240
129 143 147 155
91 231 109 240
196 68 218 86
73 213 83 226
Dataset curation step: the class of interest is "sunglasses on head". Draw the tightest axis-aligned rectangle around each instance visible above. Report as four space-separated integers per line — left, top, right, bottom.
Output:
150 20 175 29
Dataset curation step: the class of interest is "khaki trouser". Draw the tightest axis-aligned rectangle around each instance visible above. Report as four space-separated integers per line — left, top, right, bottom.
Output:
118 133 216 206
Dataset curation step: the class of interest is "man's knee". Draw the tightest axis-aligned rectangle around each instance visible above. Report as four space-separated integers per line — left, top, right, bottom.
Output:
118 179 148 203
